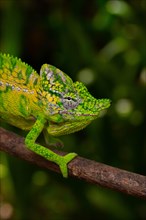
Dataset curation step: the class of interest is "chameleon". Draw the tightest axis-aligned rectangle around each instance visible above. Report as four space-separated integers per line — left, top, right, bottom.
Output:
0 53 111 177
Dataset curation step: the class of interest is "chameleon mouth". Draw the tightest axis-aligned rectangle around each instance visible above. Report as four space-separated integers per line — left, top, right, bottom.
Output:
60 111 98 117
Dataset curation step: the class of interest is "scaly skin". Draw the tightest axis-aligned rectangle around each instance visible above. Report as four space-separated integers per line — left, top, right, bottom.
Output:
0 53 111 177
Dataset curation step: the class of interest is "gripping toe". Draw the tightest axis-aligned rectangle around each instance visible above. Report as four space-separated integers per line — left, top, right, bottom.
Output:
59 153 77 178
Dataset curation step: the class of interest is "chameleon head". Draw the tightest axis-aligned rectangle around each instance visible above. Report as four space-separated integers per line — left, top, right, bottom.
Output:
39 64 111 136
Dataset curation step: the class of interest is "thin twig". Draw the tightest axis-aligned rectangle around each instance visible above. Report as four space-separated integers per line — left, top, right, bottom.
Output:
0 127 146 199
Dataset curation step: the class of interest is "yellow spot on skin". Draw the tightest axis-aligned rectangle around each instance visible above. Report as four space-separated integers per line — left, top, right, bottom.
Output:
31 94 38 103
2 73 8 80
48 97 53 102
53 97 58 103
12 71 18 78
20 71 25 80
52 101 56 105
15 78 25 84
42 91 46 97
46 93 51 99
8 76 13 81
55 82 60 87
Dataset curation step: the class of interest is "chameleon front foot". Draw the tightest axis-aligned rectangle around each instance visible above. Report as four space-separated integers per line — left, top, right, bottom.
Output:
58 153 77 178
25 131 77 178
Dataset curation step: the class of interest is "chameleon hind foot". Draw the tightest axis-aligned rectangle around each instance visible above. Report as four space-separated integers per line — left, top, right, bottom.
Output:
58 153 77 178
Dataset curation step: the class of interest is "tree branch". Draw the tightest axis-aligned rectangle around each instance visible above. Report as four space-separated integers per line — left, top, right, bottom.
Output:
0 127 146 199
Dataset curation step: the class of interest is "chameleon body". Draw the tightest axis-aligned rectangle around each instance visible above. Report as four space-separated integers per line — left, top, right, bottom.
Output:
0 53 111 177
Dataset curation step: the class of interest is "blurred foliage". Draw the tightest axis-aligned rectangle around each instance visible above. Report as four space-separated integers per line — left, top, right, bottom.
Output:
0 0 146 219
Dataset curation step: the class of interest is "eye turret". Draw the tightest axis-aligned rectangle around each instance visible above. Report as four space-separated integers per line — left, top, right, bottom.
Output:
62 96 80 110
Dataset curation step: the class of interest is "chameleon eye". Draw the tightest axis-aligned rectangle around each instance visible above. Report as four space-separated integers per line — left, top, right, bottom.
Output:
62 96 79 110
65 97 72 101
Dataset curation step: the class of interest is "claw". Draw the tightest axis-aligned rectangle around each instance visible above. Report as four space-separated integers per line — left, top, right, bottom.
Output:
59 153 77 178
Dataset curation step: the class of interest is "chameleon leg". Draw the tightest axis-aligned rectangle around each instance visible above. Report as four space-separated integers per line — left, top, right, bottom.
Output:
25 115 77 177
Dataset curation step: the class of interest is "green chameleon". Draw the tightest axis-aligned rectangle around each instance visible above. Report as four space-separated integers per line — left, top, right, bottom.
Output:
0 53 111 177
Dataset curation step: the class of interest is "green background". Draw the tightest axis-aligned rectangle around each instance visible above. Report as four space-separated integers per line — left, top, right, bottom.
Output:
0 0 146 219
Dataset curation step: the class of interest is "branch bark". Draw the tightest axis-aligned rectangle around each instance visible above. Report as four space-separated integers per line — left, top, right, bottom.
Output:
0 127 146 199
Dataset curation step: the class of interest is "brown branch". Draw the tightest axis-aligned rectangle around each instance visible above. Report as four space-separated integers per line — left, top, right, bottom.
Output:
0 127 146 199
